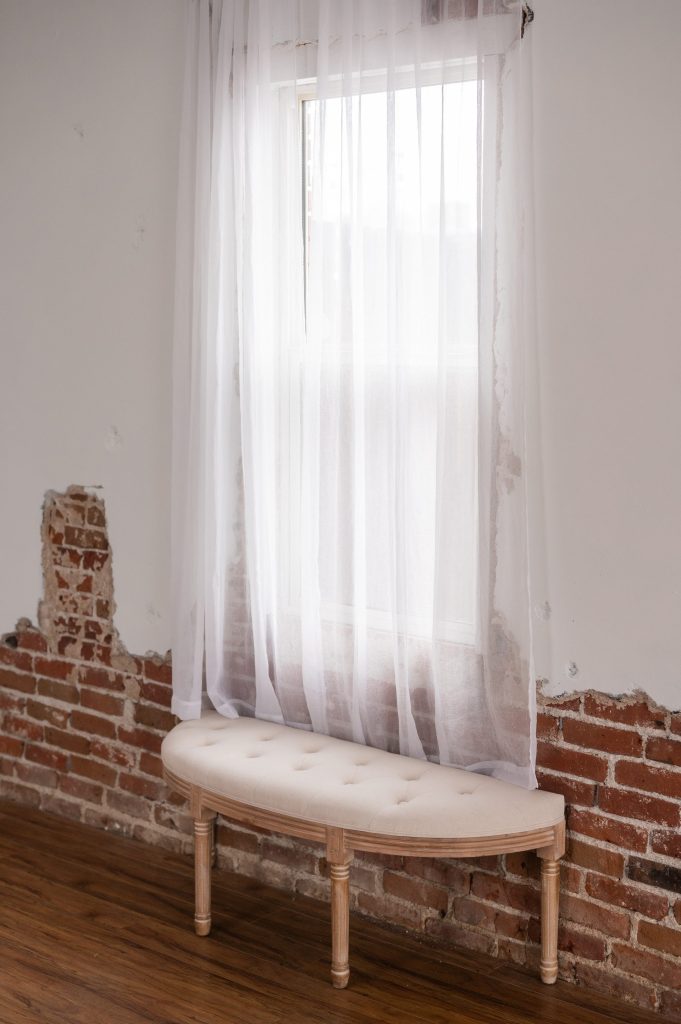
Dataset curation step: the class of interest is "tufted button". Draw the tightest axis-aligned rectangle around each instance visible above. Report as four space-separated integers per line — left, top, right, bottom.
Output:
246 752 262 759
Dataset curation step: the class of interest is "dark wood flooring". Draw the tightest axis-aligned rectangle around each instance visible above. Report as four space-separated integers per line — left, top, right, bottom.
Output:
0 799 661 1024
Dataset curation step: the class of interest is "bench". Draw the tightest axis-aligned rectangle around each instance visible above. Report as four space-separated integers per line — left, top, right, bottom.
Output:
162 713 565 989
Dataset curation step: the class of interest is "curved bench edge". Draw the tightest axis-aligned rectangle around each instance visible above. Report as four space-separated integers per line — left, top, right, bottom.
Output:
163 765 566 859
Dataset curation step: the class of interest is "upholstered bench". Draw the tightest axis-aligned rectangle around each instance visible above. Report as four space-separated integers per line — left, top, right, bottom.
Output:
162 713 565 989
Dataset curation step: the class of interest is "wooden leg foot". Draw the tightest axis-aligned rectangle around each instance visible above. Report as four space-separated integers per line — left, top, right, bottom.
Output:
329 861 351 989
194 814 215 937
539 857 560 984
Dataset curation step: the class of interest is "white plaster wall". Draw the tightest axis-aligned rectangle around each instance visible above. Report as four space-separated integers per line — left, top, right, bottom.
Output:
0 0 186 655
532 0 681 707
1 0 679 705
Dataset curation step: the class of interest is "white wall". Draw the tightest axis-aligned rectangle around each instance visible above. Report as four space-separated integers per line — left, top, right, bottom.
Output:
1 0 679 704
532 0 681 707
0 0 186 654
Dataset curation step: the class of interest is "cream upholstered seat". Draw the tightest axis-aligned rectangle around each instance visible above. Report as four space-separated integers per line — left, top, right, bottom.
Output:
161 712 565 990
162 712 564 840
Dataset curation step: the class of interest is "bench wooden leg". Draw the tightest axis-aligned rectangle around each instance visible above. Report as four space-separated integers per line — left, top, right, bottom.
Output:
327 827 352 989
539 856 560 983
194 812 216 936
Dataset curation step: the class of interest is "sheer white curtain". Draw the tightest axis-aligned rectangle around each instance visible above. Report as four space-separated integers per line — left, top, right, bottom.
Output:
172 0 537 787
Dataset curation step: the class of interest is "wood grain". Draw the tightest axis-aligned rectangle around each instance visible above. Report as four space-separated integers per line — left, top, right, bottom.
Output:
0 799 661 1024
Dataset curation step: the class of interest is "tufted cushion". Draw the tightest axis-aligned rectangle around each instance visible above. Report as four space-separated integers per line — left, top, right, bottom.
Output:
162 713 564 840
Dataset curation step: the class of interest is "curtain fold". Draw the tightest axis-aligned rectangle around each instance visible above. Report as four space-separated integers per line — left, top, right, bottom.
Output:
172 0 538 787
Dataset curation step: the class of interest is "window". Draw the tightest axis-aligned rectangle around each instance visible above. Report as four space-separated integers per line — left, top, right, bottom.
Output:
281 73 479 645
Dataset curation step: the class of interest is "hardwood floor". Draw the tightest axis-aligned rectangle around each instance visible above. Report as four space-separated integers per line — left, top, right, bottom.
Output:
0 800 660 1024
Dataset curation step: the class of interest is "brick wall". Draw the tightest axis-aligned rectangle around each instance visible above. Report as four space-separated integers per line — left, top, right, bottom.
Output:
1 487 680 1019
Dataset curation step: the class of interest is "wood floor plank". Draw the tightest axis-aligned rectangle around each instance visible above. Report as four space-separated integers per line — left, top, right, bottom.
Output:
0 800 662 1024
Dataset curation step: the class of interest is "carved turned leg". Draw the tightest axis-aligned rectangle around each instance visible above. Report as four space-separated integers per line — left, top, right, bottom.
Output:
194 812 216 936
327 827 352 989
539 857 560 983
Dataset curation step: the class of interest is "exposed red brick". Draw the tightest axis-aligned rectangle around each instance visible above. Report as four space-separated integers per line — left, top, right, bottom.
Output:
638 920 681 958
33 657 74 681
562 718 642 757
540 694 582 712
404 858 470 893
106 790 152 820
536 741 608 782
119 772 163 801
16 629 48 653
660 989 681 1019
70 755 117 787
0 735 24 757
36 678 79 704
25 744 69 772
0 667 36 693
134 705 175 733
140 681 172 708
358 890 424 931
64 526 108 551
80 689 124 717
16 762 58 789
585 874 669 920
0 646 33 672
567 808 648 852
25 699 69 728
598 785 680 827
557 922 607 962
504 852 539 880
573 962 657 1012
70 710 116 739
139 752 163 778
567 838 624 878
536 713 559 741
537 770 596 807
90 740 134 768
583 693 666 730
3 715 44 743
142 658 172 686
79 667 126 693
611 942 681 989
470 873 540 916
44 726 91 755
560 893 630 939
646 735 681 768
86 505 106 528
615 758 681 799
59 775 103 804
116 726 163 754
383 871 448 913
650 829 681 859
627 856 681 895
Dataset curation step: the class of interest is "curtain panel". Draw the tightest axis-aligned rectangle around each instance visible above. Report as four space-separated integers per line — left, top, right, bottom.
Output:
172 0 538 787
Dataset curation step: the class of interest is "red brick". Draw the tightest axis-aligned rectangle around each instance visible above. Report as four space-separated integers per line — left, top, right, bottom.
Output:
0 781 41 807
536 742 607 782
611 942 681 989
80 689 123 717
0 646 33 671
584 693 665 729
216 822 259 855
25 744 69 772
358 890 424 931
585 874 668 920
40 794 82 820
139 752 163 778
134 705 175 733
0 691 25 713
79 667 126 693
140 681 172 708
70 711 116 739
26 699 69 728
568 808 648 852
568 838 624 878
36 678 79 704
52 546 83 569
64 526 108 551
470 873 540 915
91 740 134 768
95 599 111 620
660 990 681 1019
119 773 163 801
260 838 317 875
33 657 74 681
537 770 596 807
142 658 172 686
615 759 681 799
106 789 152 820
557 922 607 961
424 915 496 955
44 726 91 755
573 962 657 1012
638 920 681 958
560 893 630 939
562 718 642 757
0 667 36 693
0 735 24 757
598 785 679 827
541 694 582 713
646 735 681 768
117 727 163 754
627 856 681 895
504 852 539 880
59 775 103 804
651 829 681 859
3 715 44 742
70 755 117 786
671 713 681 736
536 713 559 741
82 550 109 572
86 505 106 528
383 871 448 912
404 858 470 893
15 762 58 789
16 629 48 653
